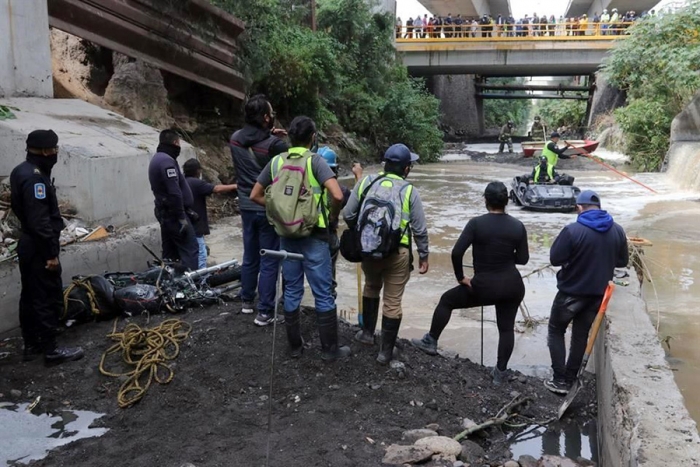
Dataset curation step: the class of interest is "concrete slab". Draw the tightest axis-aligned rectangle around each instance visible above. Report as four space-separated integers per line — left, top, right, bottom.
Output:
0 224 161 334
596 276 700 466
0 0 53 98
0 98 195 226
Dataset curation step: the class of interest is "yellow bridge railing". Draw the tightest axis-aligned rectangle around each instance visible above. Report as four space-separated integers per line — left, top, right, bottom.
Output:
395 22 634 42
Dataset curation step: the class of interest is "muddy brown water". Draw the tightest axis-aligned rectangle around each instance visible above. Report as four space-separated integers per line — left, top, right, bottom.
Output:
208 145 700 426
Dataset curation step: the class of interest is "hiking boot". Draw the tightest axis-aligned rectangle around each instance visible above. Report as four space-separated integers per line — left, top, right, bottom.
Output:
376 316 401 365
242 301 255 315
285 308 304 358
23 343 43 362
254 311 274 326
44 346 84 366
354 296 379 346
411 333 438 356
317 309 351 362
491 366 508 386
544 378 571 395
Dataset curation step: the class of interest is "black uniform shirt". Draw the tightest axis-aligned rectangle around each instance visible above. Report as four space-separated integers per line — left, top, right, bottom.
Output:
148 151 193 219
10 157 64 260
185 177 215 236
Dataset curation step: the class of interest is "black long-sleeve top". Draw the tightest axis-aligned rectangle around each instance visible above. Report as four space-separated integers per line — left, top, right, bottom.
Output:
451 213 530 281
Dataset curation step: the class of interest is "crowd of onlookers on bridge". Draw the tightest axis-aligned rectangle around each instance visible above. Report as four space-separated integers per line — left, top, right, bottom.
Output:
396 9 657 39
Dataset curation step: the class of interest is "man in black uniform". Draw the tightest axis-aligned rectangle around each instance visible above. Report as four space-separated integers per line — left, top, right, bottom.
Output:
183 158 238 269
148 129 199 271
10 130 84 365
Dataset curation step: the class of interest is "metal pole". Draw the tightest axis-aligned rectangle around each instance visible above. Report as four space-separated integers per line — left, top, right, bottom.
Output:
261 249 304 467
480 306 484 366
184 259 239 280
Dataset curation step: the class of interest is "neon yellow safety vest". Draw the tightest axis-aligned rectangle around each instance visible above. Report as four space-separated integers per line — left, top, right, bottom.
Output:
357 172 413 247
270 147 326 229
534 164 554 182
541 142 560 167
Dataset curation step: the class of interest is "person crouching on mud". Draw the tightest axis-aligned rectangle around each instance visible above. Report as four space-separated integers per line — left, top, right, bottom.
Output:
412 181 529 385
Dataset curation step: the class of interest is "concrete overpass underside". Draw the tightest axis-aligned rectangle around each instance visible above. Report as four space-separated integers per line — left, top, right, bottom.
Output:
417 0 511 18
398 40 614 77
566 0 659 18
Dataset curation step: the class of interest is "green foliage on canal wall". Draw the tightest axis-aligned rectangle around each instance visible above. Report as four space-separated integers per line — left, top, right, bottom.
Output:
211 0 443 162
603 1 700 170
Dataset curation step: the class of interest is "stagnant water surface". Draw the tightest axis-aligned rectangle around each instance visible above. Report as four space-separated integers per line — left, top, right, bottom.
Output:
208 145 700 424
0 403 107 466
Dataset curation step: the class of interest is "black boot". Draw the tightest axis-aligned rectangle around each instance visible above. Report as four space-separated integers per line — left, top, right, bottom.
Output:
285 308 304 358
317 309 351 362
354 297 379 345
23 343 43 362
377 316 401 365
43 339 84 367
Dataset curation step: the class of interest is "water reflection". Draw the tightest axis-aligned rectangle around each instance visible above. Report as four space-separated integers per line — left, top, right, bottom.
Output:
509 420 598 464
0 403 107 466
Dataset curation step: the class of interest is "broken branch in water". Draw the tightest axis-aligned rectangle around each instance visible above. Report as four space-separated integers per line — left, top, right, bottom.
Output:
454 395 530 441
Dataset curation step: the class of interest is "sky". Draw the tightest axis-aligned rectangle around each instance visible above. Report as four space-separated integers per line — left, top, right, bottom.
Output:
396 0 670 20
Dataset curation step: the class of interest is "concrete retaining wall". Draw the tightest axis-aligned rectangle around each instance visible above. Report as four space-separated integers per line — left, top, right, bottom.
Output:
596 277 700 466
0 224 160 334
0 98 195 227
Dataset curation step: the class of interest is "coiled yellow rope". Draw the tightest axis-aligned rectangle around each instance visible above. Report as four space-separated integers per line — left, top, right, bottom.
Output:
99 319 192 408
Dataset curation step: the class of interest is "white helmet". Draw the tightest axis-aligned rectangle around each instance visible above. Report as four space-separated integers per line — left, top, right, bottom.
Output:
603 9 608 13
612 8 618 12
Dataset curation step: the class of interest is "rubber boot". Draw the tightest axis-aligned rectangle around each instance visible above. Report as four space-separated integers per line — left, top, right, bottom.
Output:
354 297 379 345
285 308 304 358
317 309 351 362
376 316 401 365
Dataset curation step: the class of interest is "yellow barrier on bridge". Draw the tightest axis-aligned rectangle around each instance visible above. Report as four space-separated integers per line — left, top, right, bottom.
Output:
395 22 634 42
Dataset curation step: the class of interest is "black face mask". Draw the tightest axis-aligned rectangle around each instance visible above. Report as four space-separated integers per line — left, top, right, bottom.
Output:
157 143 181 159
27 153 58 174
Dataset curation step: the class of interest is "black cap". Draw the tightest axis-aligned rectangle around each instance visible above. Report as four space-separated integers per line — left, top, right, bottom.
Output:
26 130 58 150
551 132 561 138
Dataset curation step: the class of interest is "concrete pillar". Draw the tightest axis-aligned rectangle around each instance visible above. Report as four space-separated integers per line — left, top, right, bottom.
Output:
476 96 485 136
427 74 481 138
0 0 53 98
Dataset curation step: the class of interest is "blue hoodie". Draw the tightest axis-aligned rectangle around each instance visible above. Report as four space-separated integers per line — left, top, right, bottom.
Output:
550 209 629 296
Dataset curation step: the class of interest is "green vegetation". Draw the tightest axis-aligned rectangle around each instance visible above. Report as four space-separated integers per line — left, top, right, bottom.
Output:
537 99 587 132
483 78 532 132
210 0 443 161
603 2 700 170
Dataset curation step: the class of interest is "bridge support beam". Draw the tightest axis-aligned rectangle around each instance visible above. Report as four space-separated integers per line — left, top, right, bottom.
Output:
0 0 53 97
427 75 482 138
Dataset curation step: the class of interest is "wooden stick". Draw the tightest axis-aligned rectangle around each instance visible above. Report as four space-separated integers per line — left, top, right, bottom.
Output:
454 396 530 441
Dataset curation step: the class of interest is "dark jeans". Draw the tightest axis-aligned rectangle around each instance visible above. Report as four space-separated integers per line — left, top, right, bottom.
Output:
429 269 525 371
18 235 62 347
547 291 603 382
241 209 280 312
157 211 199 271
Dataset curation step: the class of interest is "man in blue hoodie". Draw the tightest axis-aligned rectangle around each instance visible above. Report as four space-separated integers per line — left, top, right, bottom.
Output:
545 190 628 394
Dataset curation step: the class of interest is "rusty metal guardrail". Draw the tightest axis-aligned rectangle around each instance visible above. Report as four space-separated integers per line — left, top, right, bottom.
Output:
48 0 246 100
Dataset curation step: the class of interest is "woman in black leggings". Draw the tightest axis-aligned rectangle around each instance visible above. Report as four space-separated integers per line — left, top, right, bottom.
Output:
412 181 529 384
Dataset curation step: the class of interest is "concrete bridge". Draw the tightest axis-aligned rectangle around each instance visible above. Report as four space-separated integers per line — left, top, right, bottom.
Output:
565 0 660 17
398 38 619 77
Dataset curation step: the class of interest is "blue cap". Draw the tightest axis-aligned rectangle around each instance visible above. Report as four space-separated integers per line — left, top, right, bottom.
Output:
384 143 420 164
318 146 338 167
576 190 601 206
551 132 561 138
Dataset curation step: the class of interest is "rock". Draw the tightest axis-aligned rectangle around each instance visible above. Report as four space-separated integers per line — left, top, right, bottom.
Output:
538 455 582 467
180 464 196 467
504 461 519 467
402 428 438 443
259 395 269 401
575 458 595 467
462 418 478 430
460 440 486 463
453 462 466 467
425 423 440 432
441 384 453 395
519 376 527 384
415 436 462 457
10 389 22 398
370 383 382 390
382 444 433 465
432 453 457 463
517 454 538 467
425 399 438 410
509 391 521 399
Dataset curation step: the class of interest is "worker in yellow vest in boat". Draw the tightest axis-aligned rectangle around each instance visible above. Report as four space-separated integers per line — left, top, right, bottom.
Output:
541 132 572 168
531 156 560 184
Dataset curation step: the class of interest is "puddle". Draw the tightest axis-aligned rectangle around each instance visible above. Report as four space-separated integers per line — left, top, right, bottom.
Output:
509 421 598 464
0 402 108 466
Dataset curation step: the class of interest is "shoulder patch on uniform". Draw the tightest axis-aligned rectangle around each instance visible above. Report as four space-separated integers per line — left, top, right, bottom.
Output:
34 183 46 199
166 168 177 179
